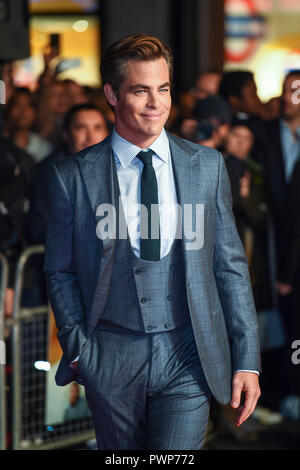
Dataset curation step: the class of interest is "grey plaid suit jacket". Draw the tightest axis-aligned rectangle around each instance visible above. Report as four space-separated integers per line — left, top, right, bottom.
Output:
43 132 261 404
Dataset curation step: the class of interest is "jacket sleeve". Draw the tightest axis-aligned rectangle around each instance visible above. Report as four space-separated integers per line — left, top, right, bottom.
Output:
43 164 87 363
213 152 261 373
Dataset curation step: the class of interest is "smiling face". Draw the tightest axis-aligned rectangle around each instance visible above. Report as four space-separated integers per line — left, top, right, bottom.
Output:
104 58 171 147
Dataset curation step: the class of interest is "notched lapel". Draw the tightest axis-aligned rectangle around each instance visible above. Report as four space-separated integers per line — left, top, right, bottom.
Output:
168 133 207 259
77 138 114 225
168 132 201 207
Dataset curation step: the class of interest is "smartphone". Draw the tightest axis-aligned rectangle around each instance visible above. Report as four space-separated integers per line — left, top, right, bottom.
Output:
50 33 60 52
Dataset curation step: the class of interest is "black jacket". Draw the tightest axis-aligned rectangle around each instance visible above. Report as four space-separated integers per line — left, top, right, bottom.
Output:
0 138 36 286
279 160 300 284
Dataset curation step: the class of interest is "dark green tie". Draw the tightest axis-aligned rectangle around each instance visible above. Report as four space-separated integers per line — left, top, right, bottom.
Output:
136 149 160 261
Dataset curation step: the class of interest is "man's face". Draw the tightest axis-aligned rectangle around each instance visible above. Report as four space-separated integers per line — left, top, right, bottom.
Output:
281 74 300 122
195 73 221 100
239 79 262 116
68 110 109 154
65 82 88 107
225 125 254 159
8 94 35 130
49 83 69 116
105 58 171 147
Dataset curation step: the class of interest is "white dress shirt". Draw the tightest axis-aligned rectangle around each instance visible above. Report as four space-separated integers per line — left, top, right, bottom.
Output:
111 127 178 258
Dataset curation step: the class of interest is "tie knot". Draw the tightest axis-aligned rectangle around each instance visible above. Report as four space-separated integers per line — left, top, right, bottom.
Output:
136 149 154 167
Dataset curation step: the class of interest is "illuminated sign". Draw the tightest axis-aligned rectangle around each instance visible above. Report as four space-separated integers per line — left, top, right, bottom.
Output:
224 0 267 63
30 0 99 14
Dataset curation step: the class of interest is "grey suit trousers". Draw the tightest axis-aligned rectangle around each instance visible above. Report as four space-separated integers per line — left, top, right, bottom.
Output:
77 321 211 450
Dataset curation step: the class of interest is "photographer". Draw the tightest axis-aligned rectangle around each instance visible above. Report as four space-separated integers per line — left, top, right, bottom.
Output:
177 95 232 150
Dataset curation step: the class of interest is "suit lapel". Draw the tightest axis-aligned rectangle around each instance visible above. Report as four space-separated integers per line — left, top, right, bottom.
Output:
168 132 201 241
77 136 114 224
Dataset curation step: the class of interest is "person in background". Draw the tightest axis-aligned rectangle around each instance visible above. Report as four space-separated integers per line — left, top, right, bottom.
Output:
193 69 222 100
193 95 232 149
262 70 300 263
169 70 222 137
224 120 286 425
264 96 281 121
247 69 300 417
4 88 53 163
1 62 15 103
218 70 273 168
28 103 109 245
224 122 258 238
35 80 69 148
277 159 300 297
177 95 231 149
26 103 109 310
88 87 115 129
224 121 271 307
177 89 196 119
33 45 70 147
276 159 300 409
261 72 300 364
0 138 36 320
62 79 88 108
174 115 198 141
219 70 268 121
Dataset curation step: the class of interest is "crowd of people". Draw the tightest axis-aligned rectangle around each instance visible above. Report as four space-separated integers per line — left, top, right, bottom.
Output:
1 47 300 441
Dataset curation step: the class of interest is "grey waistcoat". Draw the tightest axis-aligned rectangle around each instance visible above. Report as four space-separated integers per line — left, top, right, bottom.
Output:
99 235 191 333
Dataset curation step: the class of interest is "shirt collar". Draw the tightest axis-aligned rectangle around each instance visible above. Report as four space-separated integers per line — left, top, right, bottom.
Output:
280 119 300 138
111 127 170 168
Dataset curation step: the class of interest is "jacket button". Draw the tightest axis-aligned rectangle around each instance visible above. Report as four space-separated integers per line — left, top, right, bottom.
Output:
135 269 142 275
141 297 147 304
165 323 172 329
167 295 172 300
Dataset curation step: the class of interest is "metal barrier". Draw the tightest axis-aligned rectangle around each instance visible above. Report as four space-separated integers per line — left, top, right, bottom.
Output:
11 245 95 450
0 252 9 450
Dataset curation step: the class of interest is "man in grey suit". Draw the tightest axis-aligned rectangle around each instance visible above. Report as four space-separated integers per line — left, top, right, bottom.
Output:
44 34 261 450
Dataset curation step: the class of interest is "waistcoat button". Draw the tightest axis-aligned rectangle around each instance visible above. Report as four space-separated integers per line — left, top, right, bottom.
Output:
141 297 147 304
167 295 172 300
135 269 142 275
147 325 156 331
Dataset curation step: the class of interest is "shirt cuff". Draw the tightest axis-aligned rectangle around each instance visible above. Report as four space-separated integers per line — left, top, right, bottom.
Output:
235 369 260 375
